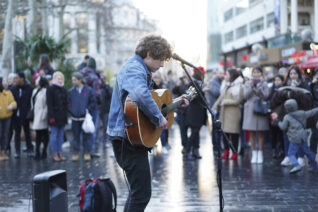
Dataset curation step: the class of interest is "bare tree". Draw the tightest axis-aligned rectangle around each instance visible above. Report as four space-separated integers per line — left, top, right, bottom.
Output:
27 0 37 35
1 0 17 77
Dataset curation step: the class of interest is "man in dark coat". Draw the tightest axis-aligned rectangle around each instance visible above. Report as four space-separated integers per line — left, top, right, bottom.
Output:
11 72 34 158
185 67 207 159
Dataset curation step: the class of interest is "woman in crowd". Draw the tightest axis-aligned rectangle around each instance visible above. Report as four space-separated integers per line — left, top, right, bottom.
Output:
213 68 244 160
243 66 269 164
33 54 54 82
269 75 285 158
31 77 49 160
46 72 68 162
0 77 17 160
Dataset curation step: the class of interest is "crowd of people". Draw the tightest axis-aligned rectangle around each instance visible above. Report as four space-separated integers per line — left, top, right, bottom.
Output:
0 54 113 162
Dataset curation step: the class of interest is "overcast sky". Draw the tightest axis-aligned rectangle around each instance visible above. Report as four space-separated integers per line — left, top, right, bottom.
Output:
133 0 207 66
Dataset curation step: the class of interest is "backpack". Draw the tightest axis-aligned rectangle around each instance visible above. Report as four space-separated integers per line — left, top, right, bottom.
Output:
79 178 117 212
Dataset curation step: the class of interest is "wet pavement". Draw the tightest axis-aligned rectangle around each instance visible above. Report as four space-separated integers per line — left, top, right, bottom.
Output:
0 124 318 212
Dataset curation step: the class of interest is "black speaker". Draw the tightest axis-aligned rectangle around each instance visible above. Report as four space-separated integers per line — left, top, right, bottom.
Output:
33 170 68 212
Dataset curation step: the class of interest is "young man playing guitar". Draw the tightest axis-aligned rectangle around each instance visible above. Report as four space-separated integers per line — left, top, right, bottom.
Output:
107 34 189 211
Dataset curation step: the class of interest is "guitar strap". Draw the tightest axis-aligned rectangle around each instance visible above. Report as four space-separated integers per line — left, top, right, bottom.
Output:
115 79 135 128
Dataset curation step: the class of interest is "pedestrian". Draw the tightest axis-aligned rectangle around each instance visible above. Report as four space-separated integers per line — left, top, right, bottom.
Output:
242 66 269 164
11 72 34 158
107 34 188 211
274 99 318 173
77 55 90 72
68 72 96 161
204 68 224 154
47 72 68 162
0 77 17 160
31 77 49 160
269 75 285 158
185 66 207 160
213 68 244 160
98 74 112 148
6 73 16 155
80 57 101 157
32 54 54 83
172 76 189 154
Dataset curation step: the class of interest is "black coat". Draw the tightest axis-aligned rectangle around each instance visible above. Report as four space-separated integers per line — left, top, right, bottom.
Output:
99 82 113 115
185 78 207 128
11 82 34 125
46 84 68 126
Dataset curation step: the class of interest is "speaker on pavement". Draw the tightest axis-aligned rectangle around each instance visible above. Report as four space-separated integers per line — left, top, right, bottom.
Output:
32 170 68 212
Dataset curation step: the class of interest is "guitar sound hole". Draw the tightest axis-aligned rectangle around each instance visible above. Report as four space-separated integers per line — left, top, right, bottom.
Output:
161 104 168 117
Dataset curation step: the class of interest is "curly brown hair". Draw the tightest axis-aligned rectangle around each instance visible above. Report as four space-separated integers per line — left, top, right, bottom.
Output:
135 34 173 60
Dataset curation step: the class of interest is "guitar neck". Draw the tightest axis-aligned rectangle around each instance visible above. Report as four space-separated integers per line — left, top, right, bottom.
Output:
161 96 185 116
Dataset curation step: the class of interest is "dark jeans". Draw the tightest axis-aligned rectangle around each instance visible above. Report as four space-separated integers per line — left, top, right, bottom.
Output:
288 140 318 168
6 118 14 151
72 120 91 153
35 129 49 155
310 127 318 155
14 121 33 153
175 113 188 147
160 130 168 147
90 109 99 150
223 133 239 151
112 138 151 212
0 118 11 151
271 126 284 151
186 126 201 152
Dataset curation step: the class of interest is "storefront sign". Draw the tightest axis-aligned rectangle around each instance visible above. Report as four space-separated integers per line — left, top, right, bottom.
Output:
281 47 296 58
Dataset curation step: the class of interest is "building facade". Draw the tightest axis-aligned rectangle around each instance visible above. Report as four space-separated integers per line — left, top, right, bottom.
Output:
207 0 318 71
0 0 157 73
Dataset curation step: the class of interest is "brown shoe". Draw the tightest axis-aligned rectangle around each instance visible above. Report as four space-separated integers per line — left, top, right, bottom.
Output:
2 151 9 160
58 153 66 161
72 152 80 161
84 153 91 161
0 151 4 161
52 153 60 162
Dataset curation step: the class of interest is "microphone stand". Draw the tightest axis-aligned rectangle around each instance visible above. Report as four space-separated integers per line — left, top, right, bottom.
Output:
180 62 236 212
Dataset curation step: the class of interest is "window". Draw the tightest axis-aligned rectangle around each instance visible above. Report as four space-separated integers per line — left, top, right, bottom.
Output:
224 31 234 43
236 25 247 39
298 0 313 6
250 17 264 34
299 12 310 26
63 13 71 53
224 8 233 22
235 0 248 16
249 0 262 7
76 13 88 53
267 12 275 28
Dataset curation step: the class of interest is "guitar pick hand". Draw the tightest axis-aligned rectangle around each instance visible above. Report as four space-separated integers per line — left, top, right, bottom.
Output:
159 118 168 130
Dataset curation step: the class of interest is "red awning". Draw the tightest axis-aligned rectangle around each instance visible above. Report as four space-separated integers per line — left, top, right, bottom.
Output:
299 56 318 69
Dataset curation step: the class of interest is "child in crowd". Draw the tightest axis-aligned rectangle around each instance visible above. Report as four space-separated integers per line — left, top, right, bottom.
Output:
272 99 318 173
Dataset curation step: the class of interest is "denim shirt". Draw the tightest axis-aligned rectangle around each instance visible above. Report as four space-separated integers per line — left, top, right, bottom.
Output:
107 54 165 138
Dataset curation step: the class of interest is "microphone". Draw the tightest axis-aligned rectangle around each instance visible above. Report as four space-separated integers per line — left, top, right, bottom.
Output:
172 53 203 73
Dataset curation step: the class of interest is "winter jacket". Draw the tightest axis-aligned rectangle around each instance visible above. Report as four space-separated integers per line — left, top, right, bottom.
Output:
213 77 243 133
33 66 54 82
0 90 17 119
46 84 68 126
80 66 101 106
11 82 34 125
31 88 48 130
67 85 96 118
278 99 318 143
242 80 269 131
206 77 222 108
186 77 207 128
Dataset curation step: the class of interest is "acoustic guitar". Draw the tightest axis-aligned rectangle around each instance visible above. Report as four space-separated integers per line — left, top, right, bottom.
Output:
124 87 197 147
